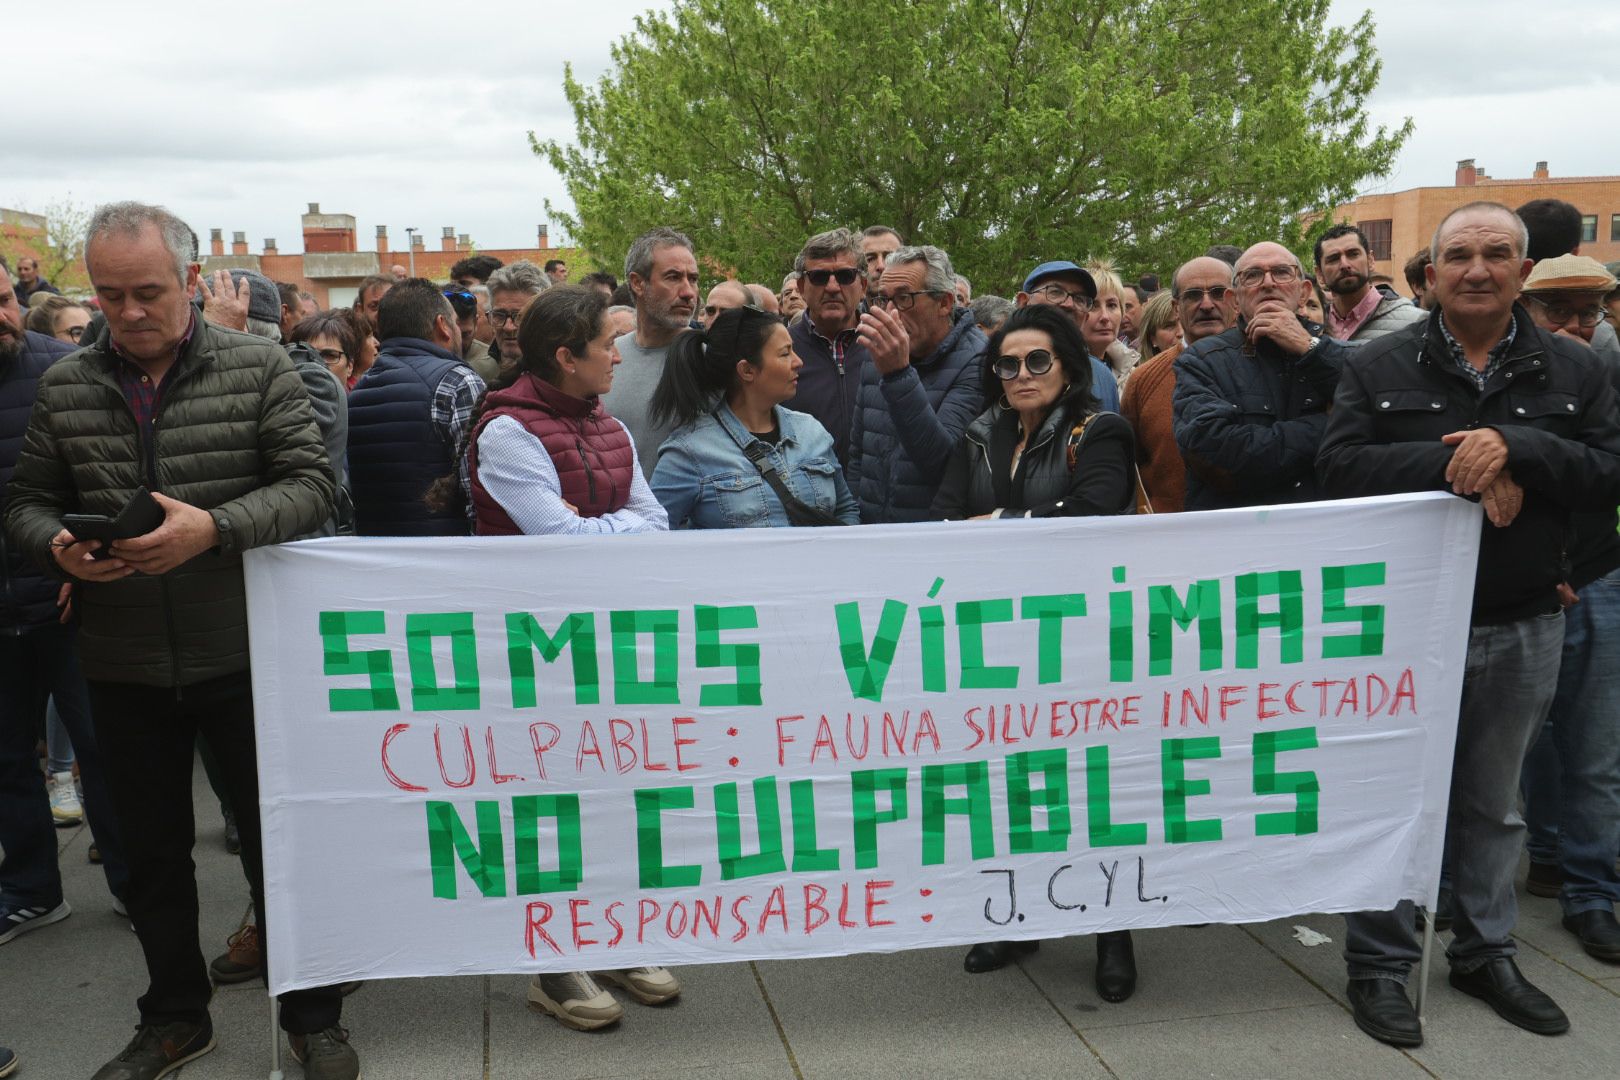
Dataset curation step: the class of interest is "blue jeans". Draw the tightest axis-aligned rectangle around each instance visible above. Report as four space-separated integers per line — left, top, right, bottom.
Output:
0 623 129 907
1344 612 1563 981
1521 569 1620 915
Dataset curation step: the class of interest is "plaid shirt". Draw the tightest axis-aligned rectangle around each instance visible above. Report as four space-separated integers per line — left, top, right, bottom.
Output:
429 365 487 524
1437 312 1517 391
808 320 861 373
114 313 197 482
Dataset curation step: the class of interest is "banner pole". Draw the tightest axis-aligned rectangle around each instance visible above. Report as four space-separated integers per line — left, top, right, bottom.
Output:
1414 908 1436 1022
269 995 285 1080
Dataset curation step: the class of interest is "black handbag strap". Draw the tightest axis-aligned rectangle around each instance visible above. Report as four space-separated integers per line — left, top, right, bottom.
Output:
741 438 845 527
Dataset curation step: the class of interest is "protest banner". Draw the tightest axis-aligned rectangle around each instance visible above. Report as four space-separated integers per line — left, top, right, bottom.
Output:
246 492 1479 994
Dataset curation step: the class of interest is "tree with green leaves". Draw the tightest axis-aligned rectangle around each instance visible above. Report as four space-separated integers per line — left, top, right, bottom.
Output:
536 0 1409 292
0 199 91 293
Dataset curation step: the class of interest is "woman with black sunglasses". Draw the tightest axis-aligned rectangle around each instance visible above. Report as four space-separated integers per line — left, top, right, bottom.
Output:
933 303 1135 523
933 303 1140 1002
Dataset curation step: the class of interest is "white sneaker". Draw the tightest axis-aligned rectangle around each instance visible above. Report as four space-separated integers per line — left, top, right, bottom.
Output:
48 771 83 826
527 971 624 1030
597 966 682 1005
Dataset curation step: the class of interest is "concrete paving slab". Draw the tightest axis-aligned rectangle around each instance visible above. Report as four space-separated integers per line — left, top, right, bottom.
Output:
487 963 794 1080
1083 1002 1429 1079
755 946 1112 1080
1018 924 1327 1031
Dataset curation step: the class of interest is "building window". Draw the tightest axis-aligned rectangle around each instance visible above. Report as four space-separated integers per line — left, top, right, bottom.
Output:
1611 214 1620 243
1581 215 1598 243
1358 219 1393 261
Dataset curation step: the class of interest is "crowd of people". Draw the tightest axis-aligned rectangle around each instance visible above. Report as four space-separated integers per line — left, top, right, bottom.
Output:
2 192 1619 1078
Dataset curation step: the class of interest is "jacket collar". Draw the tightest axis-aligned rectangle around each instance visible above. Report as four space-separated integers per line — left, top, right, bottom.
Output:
915 307 978 369
488 370 602 420
1231 313 1323 363
1418 302 1542 368
378 336 467 366
714 401 795 450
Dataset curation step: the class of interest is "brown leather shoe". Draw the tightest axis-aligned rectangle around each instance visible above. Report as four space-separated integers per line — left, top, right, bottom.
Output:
209 923 261 985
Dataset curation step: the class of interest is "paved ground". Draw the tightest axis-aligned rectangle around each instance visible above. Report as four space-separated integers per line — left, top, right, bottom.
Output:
6 764 1618 1079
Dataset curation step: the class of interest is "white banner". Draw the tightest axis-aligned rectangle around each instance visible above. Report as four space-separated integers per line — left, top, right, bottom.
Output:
247 493 1479 994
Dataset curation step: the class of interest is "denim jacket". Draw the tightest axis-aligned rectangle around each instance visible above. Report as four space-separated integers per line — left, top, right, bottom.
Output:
651 403 860 528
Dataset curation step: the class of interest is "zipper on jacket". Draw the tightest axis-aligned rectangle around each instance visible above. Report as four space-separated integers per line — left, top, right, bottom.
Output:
575 435 599 504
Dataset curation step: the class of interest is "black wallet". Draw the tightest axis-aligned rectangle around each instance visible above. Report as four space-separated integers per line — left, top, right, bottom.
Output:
61 487 166 559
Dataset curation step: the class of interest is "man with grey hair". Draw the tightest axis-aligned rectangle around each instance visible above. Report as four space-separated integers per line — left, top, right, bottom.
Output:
968 294 1014 334
4 201 350 1079
848 244 986 521
1173 240 1354 510
789 227 870 464
953 274 972 305
1320 200 1620 1048
606 227 699 474
485 260 549 377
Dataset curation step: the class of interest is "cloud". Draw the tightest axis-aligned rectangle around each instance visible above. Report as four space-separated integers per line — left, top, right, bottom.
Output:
3 1 1611 259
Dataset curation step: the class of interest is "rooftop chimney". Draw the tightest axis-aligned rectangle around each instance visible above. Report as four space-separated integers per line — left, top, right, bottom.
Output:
457 233 471 251
210 228 224 257
308 202 321 214
538 224 549 248
375 225 389 254
1455 159 1477 187
410 233 425 252
231 231 248 256
1534 160 1550 180
440 226 456 253
263 238 277 255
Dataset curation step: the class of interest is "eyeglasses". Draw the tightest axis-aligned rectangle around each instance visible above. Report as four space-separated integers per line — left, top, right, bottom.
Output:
993 349 1057 381
872 290 937 311
65 325 85 341
1525 296 1606 328
1176 286 1231 305
802 268 861 287
490 309 523 327
317 348 348 364
1235 265 1301 288
1031 283 1094 310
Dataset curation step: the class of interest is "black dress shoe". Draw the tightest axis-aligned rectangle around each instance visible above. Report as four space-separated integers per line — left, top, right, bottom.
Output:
962 940 1037 973
1449 957 1569 1035
1526 860 1564 899
1094 930 1136 1003
1346 979 1421 1047
1562 909 1620 963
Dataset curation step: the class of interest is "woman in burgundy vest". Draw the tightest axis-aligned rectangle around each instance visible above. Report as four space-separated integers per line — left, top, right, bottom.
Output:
467 286 668 538
463 286 671 1031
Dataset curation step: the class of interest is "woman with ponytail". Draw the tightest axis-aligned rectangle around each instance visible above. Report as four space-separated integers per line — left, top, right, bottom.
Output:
650 305 857 527
466 286 668 539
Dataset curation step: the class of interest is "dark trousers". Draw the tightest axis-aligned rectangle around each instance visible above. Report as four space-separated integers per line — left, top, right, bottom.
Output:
86 671 341 1034
0 623 129 906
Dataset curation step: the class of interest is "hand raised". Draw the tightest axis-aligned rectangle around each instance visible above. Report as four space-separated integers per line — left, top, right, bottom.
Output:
197 269 250 331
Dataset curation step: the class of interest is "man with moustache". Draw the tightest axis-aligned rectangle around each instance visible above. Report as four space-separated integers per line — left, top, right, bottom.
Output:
788 228 870 465
1313 223 1424 341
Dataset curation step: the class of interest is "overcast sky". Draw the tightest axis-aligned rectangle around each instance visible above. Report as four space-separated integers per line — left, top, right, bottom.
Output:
3 1 1615 257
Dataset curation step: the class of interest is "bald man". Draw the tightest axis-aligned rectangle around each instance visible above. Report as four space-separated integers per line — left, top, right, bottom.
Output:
700 280 752 330
1172 241 1354 509
1120 256 1239 511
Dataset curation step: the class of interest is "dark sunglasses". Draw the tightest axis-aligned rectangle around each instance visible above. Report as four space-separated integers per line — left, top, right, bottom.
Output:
802 268 861 287
993 350 1056 380
1177 286 1231 304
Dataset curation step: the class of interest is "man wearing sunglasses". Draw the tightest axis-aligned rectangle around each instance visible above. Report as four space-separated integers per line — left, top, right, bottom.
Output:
1173 241 1353 510
1014 261 1120 414
1513 254 1620 970
789 228 871 465
1120 256 1240 513
700 280 752 331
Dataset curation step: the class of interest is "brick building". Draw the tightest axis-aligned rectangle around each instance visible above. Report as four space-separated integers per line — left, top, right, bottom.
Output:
1331 159 1620 296
201 203 577 308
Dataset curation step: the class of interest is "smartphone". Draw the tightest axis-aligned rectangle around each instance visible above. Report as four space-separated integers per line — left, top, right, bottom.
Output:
61 487 165 560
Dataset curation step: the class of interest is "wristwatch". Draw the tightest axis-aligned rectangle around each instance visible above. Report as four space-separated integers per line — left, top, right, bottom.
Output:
1303 335 1321 357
